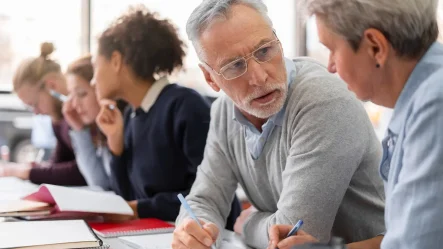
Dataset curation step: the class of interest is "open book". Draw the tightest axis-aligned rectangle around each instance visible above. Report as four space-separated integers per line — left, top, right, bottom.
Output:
0 220 103 249
15 184 134 218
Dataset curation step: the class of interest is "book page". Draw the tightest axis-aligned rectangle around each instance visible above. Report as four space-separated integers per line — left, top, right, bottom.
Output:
0 220 99 248
44 185 133 215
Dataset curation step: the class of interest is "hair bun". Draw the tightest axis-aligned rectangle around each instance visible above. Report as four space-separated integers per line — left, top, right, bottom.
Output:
40 42 55 59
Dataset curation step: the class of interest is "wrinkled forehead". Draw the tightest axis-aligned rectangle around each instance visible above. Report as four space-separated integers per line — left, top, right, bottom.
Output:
198 4 274 67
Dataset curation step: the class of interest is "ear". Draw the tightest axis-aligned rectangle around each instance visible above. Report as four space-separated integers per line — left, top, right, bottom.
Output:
362 28 389 67
110 51 123 73
199 63 220 92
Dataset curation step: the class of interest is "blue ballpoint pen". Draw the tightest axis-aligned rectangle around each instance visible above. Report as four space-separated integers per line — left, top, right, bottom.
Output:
49 89 68 102
177 194 217 249
276 220 304 249
286 220 304 237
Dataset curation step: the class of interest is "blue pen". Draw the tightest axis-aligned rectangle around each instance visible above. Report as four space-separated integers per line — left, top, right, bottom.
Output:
177 194 216 249
286 220 303 237
49 89 68 102
275 220 303 249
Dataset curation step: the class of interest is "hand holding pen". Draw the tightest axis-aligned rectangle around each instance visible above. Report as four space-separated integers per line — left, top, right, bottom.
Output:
268 220 319 249
172 194 219 249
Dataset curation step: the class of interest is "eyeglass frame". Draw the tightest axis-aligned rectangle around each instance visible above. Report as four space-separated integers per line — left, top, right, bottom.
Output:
202 34 282 81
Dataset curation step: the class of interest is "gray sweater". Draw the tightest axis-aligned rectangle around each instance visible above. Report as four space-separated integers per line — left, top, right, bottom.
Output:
176 58 385 249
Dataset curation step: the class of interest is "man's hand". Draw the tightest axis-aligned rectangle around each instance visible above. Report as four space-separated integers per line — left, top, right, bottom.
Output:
268 225 318 249
172 218 219 249
234 206 256 234
0 163 32 180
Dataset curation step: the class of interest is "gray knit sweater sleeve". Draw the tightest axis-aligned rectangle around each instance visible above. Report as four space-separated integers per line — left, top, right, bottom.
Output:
175 95 240 246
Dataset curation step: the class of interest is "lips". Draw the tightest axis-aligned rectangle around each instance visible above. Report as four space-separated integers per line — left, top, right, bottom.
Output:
253 90 278 104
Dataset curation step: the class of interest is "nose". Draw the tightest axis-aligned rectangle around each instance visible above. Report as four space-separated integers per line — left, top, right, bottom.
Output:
72 96 79 108
247 59 268 86
91 75 97 86
72 97 83 112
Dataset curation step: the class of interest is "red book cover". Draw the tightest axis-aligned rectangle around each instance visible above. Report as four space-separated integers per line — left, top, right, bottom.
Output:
88 218 175 238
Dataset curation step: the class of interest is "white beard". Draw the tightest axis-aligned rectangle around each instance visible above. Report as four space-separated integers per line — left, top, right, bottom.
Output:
239 81 288 119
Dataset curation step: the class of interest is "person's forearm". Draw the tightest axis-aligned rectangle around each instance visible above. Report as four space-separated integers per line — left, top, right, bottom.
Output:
30 161 86 186
107 131 124 156
347 236 383 249
70 129 110 189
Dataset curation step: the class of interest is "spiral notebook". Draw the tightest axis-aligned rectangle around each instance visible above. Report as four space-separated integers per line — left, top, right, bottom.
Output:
89 218 175 238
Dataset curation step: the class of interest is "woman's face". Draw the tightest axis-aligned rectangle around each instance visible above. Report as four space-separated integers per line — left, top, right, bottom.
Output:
91 52 121 101
66 74 100 125
316 17 380 102
16 80 60 117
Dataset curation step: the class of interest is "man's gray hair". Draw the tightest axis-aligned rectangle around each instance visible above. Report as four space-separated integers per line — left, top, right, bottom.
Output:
299 0 439 58
186 0 273 57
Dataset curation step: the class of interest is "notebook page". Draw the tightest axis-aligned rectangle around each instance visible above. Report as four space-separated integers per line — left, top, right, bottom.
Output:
119 233 173 249
119 231 250 249
45 185 133 215
0 220 99 248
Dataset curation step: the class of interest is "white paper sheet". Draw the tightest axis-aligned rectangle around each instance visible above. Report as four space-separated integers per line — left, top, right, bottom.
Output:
118 230 251 249
25 184 134 215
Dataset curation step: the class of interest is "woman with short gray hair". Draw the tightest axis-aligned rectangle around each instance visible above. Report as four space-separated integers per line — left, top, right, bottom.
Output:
269 0 443 249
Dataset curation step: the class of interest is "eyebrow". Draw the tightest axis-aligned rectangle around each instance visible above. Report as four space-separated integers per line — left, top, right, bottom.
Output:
218 38 275 68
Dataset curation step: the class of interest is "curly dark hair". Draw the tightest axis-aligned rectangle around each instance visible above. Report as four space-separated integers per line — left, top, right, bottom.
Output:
98 6 186 81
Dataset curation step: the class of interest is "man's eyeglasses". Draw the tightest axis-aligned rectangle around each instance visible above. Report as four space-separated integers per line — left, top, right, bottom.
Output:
204 39 282 81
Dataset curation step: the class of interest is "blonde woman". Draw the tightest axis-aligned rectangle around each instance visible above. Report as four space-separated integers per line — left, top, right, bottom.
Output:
0 43 86 186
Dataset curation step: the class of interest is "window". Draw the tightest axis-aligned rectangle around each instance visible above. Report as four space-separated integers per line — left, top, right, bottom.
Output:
91 0 297 96
439 0 443 42
0 0 82 85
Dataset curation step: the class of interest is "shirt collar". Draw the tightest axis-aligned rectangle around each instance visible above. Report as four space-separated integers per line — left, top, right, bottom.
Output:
388 42 443 135
233 57 296 128
139 76 169 113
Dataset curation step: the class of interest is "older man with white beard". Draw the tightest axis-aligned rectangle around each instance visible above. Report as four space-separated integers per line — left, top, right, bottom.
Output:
173 1 385 249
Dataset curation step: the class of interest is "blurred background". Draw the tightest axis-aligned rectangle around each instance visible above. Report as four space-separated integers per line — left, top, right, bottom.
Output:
0 0 442 163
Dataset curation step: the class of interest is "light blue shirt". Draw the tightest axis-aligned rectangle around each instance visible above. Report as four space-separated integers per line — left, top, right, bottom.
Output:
380 42 443 249
233 58 296 159
31 115 56 149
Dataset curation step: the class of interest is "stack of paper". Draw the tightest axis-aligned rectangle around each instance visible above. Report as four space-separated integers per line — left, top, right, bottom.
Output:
0 199 52 217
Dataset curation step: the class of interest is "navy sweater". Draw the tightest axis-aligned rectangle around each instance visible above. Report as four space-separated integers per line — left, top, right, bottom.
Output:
110 84 240 226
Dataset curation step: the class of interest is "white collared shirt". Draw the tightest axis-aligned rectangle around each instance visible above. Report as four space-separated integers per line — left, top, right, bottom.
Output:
139 76 170 113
